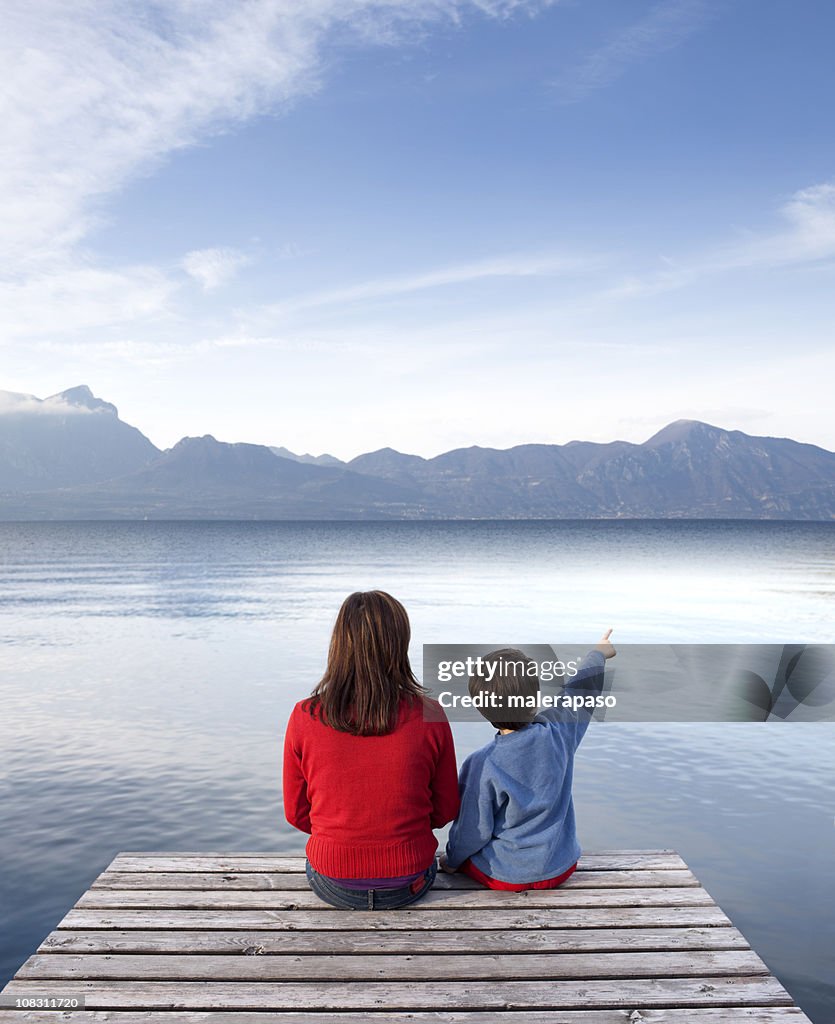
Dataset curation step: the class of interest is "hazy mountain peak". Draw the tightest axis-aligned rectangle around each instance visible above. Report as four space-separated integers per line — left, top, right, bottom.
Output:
270 445 344 467
48 385 118 415
644 419 722 446
0 385 158 493
171 434 219 450
366 446 410 457
348 447 428 477
166 435 289 467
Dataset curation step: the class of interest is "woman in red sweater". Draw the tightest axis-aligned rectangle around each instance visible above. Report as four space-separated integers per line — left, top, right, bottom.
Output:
283 590 460 909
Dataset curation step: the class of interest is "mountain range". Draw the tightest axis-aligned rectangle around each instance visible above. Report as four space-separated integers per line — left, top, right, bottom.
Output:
1 386 834 520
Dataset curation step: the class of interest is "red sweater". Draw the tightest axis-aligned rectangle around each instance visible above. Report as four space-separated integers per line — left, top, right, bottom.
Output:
283 697 460 878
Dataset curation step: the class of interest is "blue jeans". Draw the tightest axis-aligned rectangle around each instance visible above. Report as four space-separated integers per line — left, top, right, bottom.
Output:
305 858 437 910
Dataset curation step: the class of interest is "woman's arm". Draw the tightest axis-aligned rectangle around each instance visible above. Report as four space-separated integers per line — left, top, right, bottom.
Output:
429 717 460 828
282 706 313 834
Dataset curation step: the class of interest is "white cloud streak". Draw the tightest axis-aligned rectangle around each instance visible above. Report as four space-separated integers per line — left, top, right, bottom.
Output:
261 251 597 317
1 0 552 273
0 391 93 415
553 0 711 102
183 248 250 291
606 179 835 300
745 181 835 267
0 0 552 343
0 263 175 341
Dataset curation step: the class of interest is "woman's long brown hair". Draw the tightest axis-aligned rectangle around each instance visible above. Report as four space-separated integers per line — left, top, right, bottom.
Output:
307 591 425 735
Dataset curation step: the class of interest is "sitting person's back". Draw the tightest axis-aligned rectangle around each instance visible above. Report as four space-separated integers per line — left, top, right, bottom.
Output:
443 632 615 890
285 692 457 878
283 590 459 909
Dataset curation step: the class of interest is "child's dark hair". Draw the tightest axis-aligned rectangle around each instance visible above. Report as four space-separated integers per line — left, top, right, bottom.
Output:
468 647 540 731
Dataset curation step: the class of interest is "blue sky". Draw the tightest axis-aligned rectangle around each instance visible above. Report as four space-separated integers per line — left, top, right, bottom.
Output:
2 0 835 456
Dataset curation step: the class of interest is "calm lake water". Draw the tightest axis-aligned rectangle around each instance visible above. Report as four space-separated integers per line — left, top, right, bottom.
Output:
1 520 833 1019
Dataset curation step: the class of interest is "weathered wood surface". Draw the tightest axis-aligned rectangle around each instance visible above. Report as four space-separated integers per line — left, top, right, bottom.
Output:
39 925 751 954
58 905 736 930
17 949 769 981
0 1010 812 1024
92 869 700 890
76 886 718 910
0 976 796 1009
0 851 812 1022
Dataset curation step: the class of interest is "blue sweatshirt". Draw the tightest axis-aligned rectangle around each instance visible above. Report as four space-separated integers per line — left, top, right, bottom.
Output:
445 650 606 884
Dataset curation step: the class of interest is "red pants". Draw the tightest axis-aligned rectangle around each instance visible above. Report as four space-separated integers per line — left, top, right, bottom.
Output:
459 857 577 891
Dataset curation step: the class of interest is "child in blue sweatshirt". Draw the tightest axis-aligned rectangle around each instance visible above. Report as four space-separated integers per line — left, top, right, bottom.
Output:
441 630 616 890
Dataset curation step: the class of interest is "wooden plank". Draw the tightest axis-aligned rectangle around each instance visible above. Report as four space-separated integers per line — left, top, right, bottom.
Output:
0 1009 813 1023
1 852 812 1023
58 905 734 931
75 887 716 911
0 976 796 1010
18 949 769 982
114 849 681 856
107 853 689 872
92 869 699 891
39 925 751 955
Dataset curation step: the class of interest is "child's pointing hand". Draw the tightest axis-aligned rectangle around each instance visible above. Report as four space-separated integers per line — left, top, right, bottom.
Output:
595 628 617 660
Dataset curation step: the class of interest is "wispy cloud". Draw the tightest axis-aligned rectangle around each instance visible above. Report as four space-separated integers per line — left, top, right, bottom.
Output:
183 248 250 291
0 0 551 342
0 391 93 416
553 0 712 102
263 250 598 317
1 1 550 273
748 181 835 267
0 263 175 341
606 179 835 300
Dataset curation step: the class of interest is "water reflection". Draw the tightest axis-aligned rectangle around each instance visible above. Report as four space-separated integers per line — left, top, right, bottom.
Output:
1 521 833 1020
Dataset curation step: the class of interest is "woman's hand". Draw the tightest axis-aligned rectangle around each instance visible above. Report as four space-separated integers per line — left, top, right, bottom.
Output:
595 628 616 660
439 853 457 874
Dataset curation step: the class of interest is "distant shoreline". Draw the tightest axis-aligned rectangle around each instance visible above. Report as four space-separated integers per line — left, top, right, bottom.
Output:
3 388 835 520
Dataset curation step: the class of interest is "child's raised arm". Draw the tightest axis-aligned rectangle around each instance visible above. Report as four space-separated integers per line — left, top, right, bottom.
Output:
538 629 616 743
569 628 616 690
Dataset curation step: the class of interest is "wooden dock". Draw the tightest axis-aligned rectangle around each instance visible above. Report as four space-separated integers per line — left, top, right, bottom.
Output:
0 850 812 1022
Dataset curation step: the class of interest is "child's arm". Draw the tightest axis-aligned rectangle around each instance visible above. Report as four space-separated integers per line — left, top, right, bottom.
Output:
444 754 496 871
539 629 616 744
